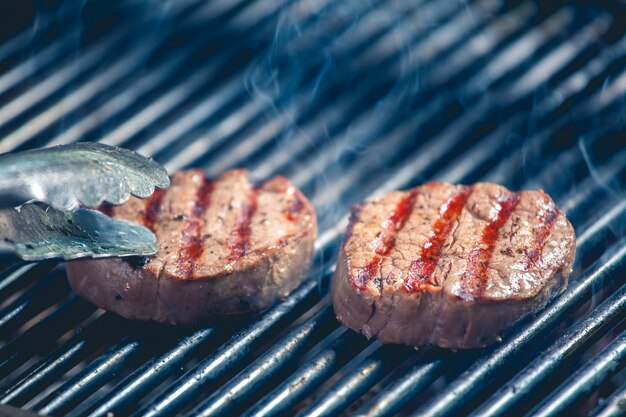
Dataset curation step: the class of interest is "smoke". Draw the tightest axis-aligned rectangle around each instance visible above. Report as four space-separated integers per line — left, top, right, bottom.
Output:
244 0 362 156
14 0 179 152
245 0 431 221
577 134 626 253
242 0 516 294
579 137 624 202
243 0 435 293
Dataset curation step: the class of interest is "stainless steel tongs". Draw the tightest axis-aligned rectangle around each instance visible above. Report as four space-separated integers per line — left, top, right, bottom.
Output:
0 143 169 261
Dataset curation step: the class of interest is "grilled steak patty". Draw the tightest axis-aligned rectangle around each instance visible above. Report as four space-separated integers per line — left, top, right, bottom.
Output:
331 182 576 349
67 169 317 323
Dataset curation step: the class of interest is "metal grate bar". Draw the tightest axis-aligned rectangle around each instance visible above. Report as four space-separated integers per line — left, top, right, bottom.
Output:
0 263 54 301
382 53 626 200
31 336 144 415
526 141 602 199
151 0 482 221
0 23 92 100
410 241 626 417
288 1 537 190
247 0 504 180
0 0 207 147
97 0 322 151
295 344 412 417
353 0 492 71
141 0 387 166
3 1 227 152
79 326 220 417
588 378 626 417
0 21 143 150
0 297 95 380
135 278 321 417
560 147 626 222
352 358 444 417
463 7 575 96
189 305 337 417
318 64 621 250
0 313 125 407
0 268 69 336
243 330 371 417
527 329 626 417
46 33 257 150
575 198 626 267
195 0 471 178
0 8 71 66
469 282 626 417
312 8 588 208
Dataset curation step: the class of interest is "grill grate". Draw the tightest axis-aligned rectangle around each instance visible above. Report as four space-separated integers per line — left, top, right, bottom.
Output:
1 0 626 416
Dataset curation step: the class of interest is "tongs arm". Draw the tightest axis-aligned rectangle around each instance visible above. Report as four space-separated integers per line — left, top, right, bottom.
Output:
0 143 170 261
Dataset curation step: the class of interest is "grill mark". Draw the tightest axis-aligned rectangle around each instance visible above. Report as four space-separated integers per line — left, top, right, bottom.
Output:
142 188 166 232
227 186 259 265
176 178 214 279
458 191 521 300
372 189 420 255
353 189 419 289
523 195 560 270
403 186 472 293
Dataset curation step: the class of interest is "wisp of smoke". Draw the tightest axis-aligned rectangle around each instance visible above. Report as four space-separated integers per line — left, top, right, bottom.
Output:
244 0 440 293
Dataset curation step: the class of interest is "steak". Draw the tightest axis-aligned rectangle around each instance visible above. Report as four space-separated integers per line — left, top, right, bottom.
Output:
331 182 576 349
67 169 317 323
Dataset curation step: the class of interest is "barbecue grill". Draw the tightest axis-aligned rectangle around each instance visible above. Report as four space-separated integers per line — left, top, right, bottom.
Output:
1 0 626 416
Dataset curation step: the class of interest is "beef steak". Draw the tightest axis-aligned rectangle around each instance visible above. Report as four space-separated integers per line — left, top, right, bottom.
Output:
331 182 576 349
67 169 317 323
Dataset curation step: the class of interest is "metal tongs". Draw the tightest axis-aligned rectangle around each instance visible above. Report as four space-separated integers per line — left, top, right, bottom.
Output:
0 143 170 261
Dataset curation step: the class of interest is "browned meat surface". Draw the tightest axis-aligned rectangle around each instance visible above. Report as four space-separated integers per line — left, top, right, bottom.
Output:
331 182 576 349
67 169 317 323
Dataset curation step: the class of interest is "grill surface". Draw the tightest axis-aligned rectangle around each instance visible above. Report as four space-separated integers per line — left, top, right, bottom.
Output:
1 0 626 416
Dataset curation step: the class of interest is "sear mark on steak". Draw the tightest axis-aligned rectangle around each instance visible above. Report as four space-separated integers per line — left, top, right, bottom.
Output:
176 179 215 279
67 169 317 324
355 188 419 292
331 182 576 349
403 185 471 293
458 190 520 300
226 186 258 266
